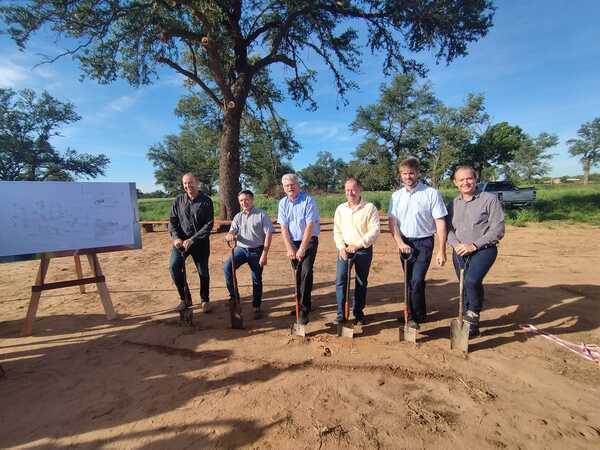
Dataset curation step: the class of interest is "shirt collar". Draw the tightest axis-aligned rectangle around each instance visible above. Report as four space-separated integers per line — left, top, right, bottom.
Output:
459 188 481 202
403 181 425 194
345 199 365 210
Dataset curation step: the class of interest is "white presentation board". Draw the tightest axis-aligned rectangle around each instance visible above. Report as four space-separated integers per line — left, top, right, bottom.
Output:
0 181 141 261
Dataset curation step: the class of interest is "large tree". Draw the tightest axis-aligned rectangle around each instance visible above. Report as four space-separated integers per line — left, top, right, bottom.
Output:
459 121 526 179
2 0 494 218
148 93 298 195
567 117 600 185
0 88 109 181
504 132 557 183
351 73 440 165
299 150 346 192
418 93 488 187
344 138 396 190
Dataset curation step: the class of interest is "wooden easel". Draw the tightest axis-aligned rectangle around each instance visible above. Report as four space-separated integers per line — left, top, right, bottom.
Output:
21 252 117 336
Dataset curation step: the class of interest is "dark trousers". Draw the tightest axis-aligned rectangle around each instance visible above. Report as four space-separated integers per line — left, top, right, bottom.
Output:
452 246 497 313
335 246 373 320
224 246 264 307
169 242 210 303
292 237 318 316
401 236 434 322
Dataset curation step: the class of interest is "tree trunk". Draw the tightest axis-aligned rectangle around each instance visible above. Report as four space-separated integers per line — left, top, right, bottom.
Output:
583 157 590 185
218 107 243 220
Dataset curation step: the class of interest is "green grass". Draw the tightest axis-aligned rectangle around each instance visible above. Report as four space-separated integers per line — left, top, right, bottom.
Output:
138 183 600 226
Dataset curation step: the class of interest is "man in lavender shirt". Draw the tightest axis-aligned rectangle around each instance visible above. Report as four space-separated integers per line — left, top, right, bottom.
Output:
277 173 320 325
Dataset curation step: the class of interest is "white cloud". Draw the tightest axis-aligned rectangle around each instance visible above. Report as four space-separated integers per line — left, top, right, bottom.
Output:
294 121 355 143
0 61 30 88
109 94 137 112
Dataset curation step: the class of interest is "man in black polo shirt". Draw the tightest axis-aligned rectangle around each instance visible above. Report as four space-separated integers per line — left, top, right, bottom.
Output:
169 172 214 312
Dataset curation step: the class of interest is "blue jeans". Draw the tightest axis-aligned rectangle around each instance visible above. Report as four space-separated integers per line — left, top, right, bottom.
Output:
401 236 434 322
335 246 373 320
169 241 210 303
224 246 264 307
452 246 498 313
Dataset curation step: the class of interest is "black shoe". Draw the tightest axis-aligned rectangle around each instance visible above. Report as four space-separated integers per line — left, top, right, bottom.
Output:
407 319 420 330
175 300 190 312
253 306 262 320
332 316 343 326
299 313 309 325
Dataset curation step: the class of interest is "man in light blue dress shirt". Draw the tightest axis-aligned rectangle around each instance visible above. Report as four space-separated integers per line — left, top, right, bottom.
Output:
277 173 320 325
388 158 448 329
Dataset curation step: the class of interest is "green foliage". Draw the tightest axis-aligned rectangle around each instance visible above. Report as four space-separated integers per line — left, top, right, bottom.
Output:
147 122 219 195
0 88 109 181
460 121 525 178
567 117 600 184
299 151 346 192
504 132 558 183
139 185 600 227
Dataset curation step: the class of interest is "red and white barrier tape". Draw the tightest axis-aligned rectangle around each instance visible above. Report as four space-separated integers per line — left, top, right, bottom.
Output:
520 324 600 365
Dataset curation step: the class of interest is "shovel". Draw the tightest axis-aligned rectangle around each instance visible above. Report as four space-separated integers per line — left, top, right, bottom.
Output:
289 260 305 337
450 256 470 352
227 239 244 329
178 248 193 327
337 253 355 338
400 251 417 343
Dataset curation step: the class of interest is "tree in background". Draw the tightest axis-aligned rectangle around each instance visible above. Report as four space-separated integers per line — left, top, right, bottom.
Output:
504 132 557 183
2 0 495 218
344 139 396 190
351 74 439 168
458 121 525 179
568 117 600 184
0 88 109 181
147 122 219 195
299 151 346 192
418 93 488 187
148 94 298 195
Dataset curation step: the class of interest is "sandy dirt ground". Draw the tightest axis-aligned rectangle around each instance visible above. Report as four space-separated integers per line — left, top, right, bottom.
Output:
1 219 600 449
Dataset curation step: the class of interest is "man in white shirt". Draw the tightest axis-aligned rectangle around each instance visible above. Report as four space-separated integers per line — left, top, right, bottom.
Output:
333 177 380 325
388 158 447 328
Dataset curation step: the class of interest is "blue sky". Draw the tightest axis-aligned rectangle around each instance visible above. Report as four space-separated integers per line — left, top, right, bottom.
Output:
1 1 599 192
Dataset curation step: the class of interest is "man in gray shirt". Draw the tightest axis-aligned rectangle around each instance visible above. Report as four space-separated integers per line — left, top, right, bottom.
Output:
447 165 505 338
224 190 274 319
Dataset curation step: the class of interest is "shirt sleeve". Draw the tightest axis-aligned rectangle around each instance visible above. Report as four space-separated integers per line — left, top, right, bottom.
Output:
189 196 214 243
357 204 380 249
277 198 287 225
446 199 460 248
168 196 185 240
229 213 240 234
431 189 448 219
262 211 274 234
473 195 505 248
305 195 320 224
333 205 345 250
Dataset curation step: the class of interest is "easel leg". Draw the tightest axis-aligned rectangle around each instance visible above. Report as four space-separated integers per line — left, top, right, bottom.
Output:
21 255 50 336
74 255 86 294
87 254 117 320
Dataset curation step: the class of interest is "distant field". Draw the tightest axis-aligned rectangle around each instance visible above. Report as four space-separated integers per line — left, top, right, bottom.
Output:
138 183 600 226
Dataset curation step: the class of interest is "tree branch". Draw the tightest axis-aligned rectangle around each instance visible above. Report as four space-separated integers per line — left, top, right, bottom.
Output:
156 56 222 107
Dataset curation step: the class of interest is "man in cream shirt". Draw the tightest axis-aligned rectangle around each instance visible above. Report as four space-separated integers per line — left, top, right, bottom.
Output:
333 177 380 325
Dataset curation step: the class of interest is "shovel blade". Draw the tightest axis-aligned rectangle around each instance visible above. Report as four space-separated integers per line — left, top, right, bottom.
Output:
450 319 470 352
291 321 306 337
403 324 418 343
229 297 244 329
340 321 354 339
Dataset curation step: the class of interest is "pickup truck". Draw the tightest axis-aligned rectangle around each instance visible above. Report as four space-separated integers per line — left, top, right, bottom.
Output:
477 181 536 208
